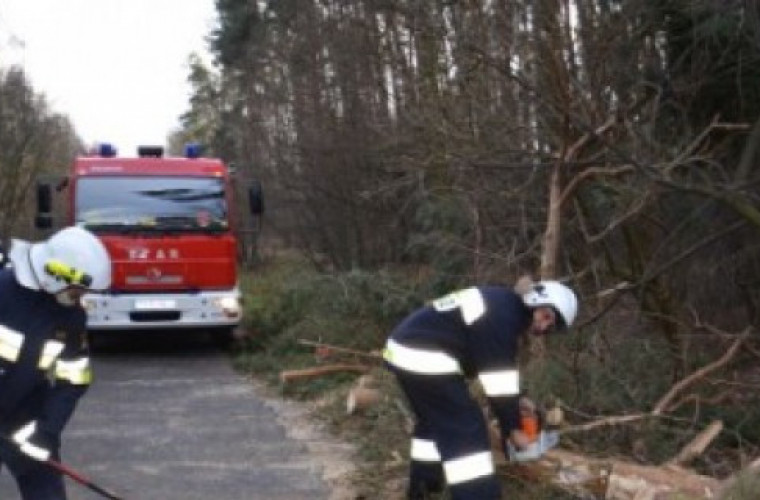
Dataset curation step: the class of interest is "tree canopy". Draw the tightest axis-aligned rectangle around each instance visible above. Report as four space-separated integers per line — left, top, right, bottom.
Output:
175 0 760 331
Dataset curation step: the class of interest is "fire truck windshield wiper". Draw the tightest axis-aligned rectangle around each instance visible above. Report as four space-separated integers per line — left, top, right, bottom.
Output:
154 224 228 235
188 225 228 234
82 222 178 234
80 222 137 234
154 215 229 233
82 220 228 235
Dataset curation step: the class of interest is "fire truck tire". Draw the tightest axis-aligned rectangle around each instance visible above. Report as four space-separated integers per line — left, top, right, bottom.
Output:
210 327 235 349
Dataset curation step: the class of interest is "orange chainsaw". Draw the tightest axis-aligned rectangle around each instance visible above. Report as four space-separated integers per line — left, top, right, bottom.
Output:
506 400 560 462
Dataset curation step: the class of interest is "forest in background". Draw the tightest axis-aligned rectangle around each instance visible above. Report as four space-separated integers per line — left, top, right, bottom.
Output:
0 67 80 240
172 0 760 492
172 0 760 332
1 0 759 496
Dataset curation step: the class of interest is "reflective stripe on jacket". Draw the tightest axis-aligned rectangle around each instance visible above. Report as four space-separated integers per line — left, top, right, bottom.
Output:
0 268 91 437
385 285 532 433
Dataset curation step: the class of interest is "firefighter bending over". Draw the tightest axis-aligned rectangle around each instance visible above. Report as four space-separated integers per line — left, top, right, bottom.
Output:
384 280 578 500
0 226 111 500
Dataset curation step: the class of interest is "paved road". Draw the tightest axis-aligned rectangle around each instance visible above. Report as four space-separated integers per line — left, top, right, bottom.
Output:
0 332 332 500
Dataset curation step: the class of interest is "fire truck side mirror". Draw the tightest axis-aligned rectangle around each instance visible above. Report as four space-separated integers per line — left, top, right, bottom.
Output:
35 182 53 229
248 181 264 215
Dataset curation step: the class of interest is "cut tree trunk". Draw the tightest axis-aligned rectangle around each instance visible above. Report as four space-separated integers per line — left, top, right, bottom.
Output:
498 449 720 499
489 420 720 499
346 386 381 414
346 374 382 414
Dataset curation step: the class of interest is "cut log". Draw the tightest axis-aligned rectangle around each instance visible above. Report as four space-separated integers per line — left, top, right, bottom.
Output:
354 374 376 388
499 449 721 499
346 374 381 414
346 386 381 414
489 419 720 499
279 364 370 384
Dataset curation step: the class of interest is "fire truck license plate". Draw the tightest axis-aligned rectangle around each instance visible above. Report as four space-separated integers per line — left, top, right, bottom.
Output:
134 299 177 310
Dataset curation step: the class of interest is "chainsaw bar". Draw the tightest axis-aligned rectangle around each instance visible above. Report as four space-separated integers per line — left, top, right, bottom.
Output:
507 430 560 462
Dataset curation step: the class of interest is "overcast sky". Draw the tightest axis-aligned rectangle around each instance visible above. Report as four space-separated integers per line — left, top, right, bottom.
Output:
0 0 217 157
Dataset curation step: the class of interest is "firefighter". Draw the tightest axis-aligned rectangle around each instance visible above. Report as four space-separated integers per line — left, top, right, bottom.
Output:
0 226 111 500
384 280 578 500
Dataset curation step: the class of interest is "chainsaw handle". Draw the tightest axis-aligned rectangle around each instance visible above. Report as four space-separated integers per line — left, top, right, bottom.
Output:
520 415 540 441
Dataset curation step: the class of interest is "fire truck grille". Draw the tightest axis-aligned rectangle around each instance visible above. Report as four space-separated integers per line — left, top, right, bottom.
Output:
129 311 181 322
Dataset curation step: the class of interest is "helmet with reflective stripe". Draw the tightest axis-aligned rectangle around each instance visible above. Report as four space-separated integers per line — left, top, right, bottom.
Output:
10 226 111 293
522 281 578 329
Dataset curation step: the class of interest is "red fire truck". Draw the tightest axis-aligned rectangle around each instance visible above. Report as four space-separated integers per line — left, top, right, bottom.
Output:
35 144 262 337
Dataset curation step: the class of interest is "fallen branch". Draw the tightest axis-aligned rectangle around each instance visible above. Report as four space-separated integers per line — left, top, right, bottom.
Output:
279 364 370 384
504 330 752 498
666 420 723 467
560 413 650 434
561 328 750 435
653 329 750 415
297 339 383 361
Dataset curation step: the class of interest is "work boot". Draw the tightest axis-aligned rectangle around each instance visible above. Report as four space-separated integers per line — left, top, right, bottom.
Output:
407 480 445 499
406 481 430 500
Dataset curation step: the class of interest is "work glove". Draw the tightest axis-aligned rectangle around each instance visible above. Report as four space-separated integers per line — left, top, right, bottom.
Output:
506 396 554 461
508 428 534 450
12 421 52 462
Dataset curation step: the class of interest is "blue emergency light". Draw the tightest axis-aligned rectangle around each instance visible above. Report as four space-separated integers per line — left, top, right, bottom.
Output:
98 143 117 157
184 143 203 159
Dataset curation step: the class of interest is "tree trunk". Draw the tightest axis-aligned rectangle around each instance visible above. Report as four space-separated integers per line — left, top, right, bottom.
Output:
498 449 720 499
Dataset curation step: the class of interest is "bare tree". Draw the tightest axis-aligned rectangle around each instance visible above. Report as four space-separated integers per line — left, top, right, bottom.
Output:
0 67 80 240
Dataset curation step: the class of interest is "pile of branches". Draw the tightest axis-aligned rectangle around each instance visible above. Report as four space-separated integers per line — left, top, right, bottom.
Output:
285 327 758 499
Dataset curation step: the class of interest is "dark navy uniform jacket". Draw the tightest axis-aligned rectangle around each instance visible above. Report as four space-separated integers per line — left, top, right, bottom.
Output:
385 286 532 435
0 268 91 446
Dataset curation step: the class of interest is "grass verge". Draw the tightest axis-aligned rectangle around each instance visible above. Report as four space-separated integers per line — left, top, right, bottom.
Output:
234 253 759 499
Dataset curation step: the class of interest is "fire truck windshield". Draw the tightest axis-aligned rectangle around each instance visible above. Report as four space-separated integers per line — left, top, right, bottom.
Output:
75 176 229 233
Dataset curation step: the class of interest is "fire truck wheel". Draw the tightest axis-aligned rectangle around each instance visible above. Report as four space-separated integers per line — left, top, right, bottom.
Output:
210 327 235 350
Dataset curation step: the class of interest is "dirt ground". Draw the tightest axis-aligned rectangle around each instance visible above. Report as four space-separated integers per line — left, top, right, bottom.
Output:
252 372 414 500
253 379 366 500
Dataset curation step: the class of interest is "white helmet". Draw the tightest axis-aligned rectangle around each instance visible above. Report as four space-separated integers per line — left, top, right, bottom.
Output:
9 226 111 293
522 280 578 329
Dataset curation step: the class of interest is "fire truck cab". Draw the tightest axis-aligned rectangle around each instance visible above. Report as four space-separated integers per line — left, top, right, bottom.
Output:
36 144 262 336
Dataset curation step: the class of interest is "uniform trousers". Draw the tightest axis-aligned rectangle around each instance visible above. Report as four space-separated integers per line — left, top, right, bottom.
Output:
389 367 501 500
0 438 66 500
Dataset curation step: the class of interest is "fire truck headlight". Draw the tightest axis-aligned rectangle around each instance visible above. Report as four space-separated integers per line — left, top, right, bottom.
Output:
214 296 241 318
82 298 98 313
